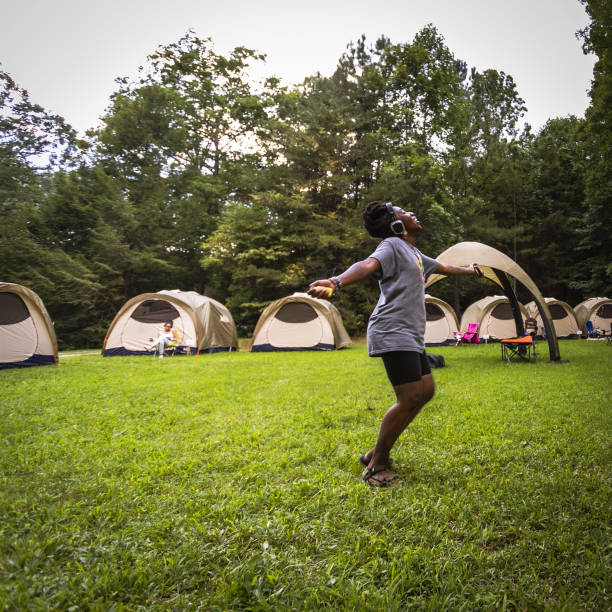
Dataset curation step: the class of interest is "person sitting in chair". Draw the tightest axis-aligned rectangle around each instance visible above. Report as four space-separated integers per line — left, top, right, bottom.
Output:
145 321 179 357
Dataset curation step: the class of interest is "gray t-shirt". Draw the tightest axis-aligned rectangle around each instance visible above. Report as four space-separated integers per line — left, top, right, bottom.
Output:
366 238 439 356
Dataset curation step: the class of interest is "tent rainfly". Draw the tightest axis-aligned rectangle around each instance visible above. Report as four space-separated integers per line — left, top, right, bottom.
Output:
573 297 612 336
459 295 529 340
103 290 238 356
525 298 579 339
250 293 351 351
424 294 459 345
425 241 562 361
0 282 58 369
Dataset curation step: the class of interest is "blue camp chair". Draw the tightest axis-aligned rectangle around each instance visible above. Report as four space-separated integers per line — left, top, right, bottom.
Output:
586 321 602 338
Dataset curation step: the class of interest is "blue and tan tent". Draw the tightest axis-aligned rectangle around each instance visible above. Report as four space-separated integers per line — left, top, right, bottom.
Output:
424 294 459 345
574 297 612 337
250 293 351 352
459 295 529 341
103 290 238 356
525 297 579 338
0 282 58 369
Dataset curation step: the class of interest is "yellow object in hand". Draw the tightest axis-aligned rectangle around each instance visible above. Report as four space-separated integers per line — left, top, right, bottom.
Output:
320 286 333 298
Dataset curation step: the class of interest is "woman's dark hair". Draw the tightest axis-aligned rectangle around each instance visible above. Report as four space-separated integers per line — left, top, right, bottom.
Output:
164 321 173 327
362 201 394 238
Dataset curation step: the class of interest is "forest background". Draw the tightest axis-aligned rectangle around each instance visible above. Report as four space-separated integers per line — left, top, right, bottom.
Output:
1 0 610 348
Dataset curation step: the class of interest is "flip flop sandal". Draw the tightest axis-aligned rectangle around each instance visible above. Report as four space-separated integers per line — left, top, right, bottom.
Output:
361 466 401 488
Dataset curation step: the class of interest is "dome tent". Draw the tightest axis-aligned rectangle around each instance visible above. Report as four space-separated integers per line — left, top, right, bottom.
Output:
525 298 579 339
0 282 58 369
574 297 612 336
250 293 351 352
460 295 529 340
426 241 562 361
103 290 238 356
424 294 459 345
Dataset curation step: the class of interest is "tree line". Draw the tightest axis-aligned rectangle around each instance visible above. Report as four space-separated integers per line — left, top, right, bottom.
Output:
1 5 610 348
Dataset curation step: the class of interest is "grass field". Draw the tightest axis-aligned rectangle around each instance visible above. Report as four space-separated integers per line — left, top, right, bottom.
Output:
1 341 610 610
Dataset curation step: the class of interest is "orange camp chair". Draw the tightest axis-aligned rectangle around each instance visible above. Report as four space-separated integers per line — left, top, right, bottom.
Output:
501 335 536 362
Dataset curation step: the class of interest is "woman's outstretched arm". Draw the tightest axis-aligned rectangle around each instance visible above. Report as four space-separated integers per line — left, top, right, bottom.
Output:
307 257 381 298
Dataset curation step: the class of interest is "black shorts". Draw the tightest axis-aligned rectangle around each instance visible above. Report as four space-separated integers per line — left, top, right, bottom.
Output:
381 351 431 386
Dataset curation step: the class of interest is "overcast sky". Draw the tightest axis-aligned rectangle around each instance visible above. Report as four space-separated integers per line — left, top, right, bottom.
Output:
1 0 596 136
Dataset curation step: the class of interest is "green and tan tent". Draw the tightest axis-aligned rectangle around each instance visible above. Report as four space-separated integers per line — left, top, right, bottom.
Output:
103 290 238 356
250 293 351 352
424 294 459 345
0 282 58 369
525 298 579 338
574 297 612 336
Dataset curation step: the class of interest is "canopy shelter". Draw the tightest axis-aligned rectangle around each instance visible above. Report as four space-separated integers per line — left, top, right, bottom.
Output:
459 295 529 340
250 293 351 352
426 242 562 361
103 290 238 356
424 294 459 345
574 297 612 336
525 298 579 339
0 282 58 369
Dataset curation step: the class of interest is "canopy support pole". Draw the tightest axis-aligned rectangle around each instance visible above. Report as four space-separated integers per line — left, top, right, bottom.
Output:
492 268 562 362
492 268 525 336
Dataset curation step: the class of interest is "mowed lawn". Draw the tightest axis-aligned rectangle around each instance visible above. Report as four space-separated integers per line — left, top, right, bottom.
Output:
1 341 610 610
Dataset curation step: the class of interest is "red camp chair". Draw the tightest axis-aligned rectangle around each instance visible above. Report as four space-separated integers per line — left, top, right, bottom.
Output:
459 323 481 344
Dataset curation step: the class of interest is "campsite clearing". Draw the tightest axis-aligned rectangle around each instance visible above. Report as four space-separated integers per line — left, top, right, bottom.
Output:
1 341 610 610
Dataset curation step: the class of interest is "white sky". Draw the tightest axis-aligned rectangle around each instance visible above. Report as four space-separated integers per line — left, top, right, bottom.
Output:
0 0 596 137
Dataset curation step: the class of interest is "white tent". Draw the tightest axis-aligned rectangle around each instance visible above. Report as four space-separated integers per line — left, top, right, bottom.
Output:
460 295 529 340
0 282 58 369
103 290 238 356
424 294 459 345
574 297 612 336
250 293 351 351
525 298 579 338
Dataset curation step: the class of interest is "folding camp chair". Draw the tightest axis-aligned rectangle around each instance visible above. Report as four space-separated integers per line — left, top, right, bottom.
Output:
501 335 536 362
165 338 180 356
148 331 183 357
586 321 605 339
459 323 481 344
165 333 187 356
524 317 538 338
